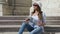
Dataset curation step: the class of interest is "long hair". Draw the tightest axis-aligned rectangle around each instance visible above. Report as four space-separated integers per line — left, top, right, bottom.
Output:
32 5 43 20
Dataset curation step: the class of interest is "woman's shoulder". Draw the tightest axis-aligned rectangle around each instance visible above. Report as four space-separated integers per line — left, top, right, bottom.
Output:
42 11 46 17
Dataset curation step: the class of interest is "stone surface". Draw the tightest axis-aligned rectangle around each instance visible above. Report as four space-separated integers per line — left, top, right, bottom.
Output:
32 0 60 16
40 0 60 16
16 0 32 7
0 32 29 34
0 0 60 16
0 32 59 34
3 0 32 16
0 4 3 16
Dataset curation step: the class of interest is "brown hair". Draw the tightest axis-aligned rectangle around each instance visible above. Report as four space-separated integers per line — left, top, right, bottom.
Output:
32 4 43 20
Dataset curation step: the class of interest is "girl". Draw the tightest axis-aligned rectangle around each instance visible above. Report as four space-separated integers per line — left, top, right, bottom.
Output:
18 2 46 34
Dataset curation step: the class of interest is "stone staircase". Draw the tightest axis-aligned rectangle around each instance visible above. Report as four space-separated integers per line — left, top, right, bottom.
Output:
1 0 60 34
0 16 60 32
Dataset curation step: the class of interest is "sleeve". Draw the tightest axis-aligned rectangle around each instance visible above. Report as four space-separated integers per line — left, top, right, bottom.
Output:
42 12 46 24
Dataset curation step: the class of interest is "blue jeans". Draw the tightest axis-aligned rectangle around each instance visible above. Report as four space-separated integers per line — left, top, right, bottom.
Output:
18 22 43 34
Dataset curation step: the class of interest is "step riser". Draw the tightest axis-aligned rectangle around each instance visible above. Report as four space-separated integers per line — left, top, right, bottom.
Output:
0 16 60 32
0 21 60 25
0 28 19 32
0 17 26 20
0 27 60 32
0 17 60 20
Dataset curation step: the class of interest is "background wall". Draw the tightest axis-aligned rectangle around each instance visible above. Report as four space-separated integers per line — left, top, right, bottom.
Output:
0 0 60 16
32 0 60 16
0 4 3 16
0 0 3 16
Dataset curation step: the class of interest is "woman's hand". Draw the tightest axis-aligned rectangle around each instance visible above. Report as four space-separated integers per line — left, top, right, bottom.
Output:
24 18 30 23
37 21 45 26
37 21 42 26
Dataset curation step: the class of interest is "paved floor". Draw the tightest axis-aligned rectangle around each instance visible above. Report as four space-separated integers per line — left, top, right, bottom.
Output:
0 32 29 34
0 31 59 34
55 32 60 34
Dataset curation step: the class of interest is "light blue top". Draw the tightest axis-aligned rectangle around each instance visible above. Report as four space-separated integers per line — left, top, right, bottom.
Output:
28 12 46 32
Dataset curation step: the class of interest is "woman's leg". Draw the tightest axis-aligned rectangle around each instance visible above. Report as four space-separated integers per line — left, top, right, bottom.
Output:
26 24 34 32
30 27 43 34
18 22 34 34
18 22 27 34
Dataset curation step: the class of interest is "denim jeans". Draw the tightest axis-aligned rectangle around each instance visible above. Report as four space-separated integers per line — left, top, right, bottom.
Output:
18 22 43 34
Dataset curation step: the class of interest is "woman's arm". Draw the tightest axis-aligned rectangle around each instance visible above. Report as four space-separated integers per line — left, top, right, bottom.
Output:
42 12 46 25
37 20 45 26
37 12 46 26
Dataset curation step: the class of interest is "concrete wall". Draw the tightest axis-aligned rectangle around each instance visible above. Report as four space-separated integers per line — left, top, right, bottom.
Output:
0 4 3 16
0 0 6 16
3 0 32 16
32 0 60 16
0 0 60 16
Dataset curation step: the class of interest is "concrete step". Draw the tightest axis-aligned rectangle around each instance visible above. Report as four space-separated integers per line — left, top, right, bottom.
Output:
0 20 23 25
0 25 26 32
0 25 60 28
0 16 60 20
0 16 60 25
0 25 60 32
46 16 60 20
0 32 58 34
0 20 60 25
0 32 29 34
46 20 60 25
0 16 28 20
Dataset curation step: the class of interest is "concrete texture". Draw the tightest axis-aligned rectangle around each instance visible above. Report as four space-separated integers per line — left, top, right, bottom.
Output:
3 0 32 16
40 0 60 16
32 0 60 16
0 32 59 34
0 4 3 16
0 0 60 16
0 32 29 34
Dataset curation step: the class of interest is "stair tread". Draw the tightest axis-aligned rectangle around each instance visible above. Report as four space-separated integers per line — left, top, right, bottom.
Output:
0 16 60 20
0 25 60 28
0 25 20 28
0 20 59 21
0 16 29 17
0 32 29 34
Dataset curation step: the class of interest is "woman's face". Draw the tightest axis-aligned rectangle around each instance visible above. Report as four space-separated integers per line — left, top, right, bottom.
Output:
33 4 38 10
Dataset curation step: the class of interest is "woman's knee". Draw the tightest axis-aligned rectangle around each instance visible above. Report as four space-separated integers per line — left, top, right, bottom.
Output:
21 21 29 27
22 21 27 25
30 27 43 34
